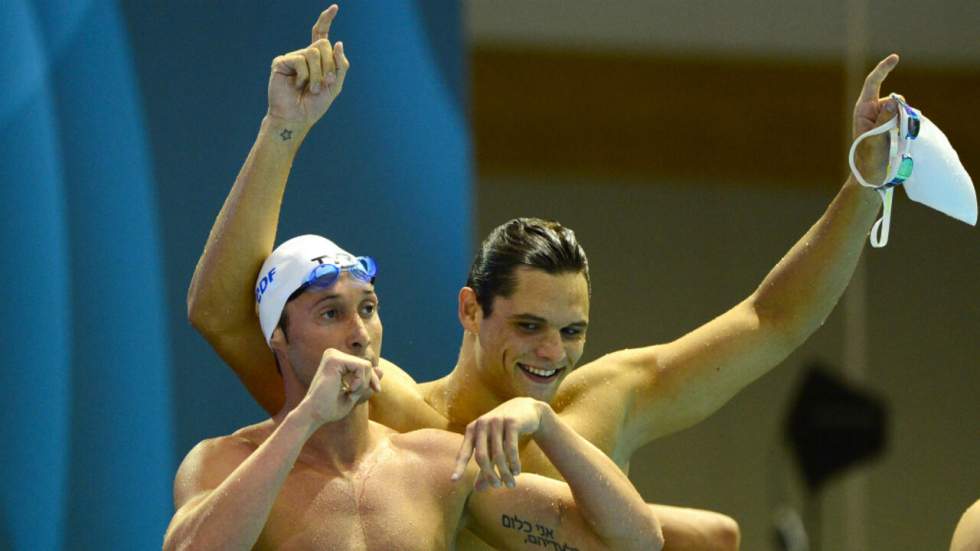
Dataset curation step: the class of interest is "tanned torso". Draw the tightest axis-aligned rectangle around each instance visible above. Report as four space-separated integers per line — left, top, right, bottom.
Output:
227 422 470 551
368 367 632 551
369 359 633 476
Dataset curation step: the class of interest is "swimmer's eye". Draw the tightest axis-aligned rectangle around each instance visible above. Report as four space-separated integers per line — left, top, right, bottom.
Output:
360 302 377 317
560 327 585 339
321 309 339 320
516 322 540 333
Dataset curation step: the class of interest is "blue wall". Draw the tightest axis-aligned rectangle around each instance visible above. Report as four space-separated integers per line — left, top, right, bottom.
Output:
0 1 470 549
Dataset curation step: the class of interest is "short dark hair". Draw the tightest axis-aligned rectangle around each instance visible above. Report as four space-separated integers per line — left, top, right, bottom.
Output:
466 218 590 317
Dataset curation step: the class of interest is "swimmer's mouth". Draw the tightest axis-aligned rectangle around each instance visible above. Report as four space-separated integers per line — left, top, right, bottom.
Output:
517 362 564 383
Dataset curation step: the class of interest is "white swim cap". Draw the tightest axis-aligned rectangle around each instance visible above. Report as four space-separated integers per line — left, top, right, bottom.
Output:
255 235 367 344
849 94 977 248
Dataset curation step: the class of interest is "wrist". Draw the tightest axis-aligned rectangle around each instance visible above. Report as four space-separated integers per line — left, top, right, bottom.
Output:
285 401 326 435
259 115 311 148
844 176 883 208
533 400 558 439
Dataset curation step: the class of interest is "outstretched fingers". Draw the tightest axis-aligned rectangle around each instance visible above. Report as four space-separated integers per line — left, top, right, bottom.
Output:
503 421 521 478
473 426 498 488
451 428 476 481
859 54 900 105
490 421 515 488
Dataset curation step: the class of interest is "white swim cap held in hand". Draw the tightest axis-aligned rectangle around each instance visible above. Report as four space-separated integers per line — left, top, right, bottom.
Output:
849 94 977 248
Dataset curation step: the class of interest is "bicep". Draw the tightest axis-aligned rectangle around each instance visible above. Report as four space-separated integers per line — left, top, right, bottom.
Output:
166 439 252 545
207 328 284 415
172 438 252 510
465 473 607 551
618 296 795 445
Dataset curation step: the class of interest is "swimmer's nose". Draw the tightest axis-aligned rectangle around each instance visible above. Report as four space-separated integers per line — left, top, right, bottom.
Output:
346 313 371 354
534 329 565 364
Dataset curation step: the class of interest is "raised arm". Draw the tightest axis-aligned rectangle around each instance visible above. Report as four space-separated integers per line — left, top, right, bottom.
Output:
186 6 348 414
564 55 903 453
453 398 664 550
163 349 378 550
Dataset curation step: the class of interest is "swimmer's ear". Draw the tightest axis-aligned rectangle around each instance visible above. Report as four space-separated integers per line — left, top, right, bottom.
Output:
269 327 289 360
270 326 286 346
458 287 482 333
269 328 295 378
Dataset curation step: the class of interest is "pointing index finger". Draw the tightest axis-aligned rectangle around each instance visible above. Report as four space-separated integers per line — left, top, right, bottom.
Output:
859 54 900 104
312 4 339 43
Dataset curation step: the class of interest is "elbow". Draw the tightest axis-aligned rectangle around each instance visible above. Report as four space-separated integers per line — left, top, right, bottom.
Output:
647 511 666 551
646 520 666 551
751 288 833 351
186 283 205 330
621 512 665 551
186 296 203 332
186 283 211 333
750 295 814 353
186 289 222 338
702 513 741 551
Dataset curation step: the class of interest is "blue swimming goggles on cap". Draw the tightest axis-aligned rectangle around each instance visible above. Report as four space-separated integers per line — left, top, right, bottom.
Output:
299 255 377 292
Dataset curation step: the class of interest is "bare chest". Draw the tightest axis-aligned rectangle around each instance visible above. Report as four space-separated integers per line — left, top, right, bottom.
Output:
255 453 465 550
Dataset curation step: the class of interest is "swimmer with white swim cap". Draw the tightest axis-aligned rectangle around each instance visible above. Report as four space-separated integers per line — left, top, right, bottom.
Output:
188 5 971 550
166 8 664 550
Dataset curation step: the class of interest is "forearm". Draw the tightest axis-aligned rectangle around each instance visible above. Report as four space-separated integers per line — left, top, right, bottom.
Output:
187 115 310 333
752 177 881 343
535 405 663 550
164 408 316 551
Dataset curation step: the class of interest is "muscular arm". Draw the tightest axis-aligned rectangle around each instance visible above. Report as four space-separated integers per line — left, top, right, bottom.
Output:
621 177 880 446
187 6 347 414
187 115 307 413
560 55 902 455
458 399 664 550
164 348 377 550
163 408 317 551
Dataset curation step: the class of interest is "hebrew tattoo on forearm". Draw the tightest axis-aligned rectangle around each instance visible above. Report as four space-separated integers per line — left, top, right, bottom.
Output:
501 513 579 551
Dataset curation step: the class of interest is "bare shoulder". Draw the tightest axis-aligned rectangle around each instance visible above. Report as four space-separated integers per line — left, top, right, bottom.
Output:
369 367 450 432
378 357 420 386
173 422 268 509
951 499 980 551
390 428 463 456
554 347 664 410
386 429 474 495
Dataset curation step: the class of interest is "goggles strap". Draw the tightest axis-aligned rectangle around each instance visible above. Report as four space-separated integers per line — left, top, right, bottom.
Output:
848 114 899 189
869 186 894 248
849 113 906 248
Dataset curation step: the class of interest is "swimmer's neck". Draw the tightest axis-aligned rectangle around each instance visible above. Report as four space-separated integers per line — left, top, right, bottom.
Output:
427 332 504 430
275 398 382 473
